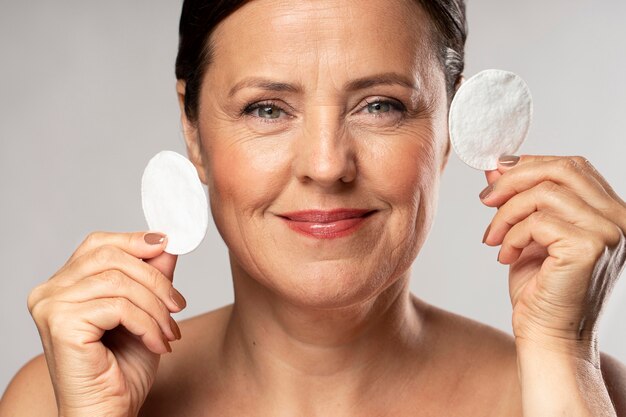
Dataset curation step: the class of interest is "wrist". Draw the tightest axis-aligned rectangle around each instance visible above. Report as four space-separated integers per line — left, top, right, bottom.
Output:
58 409 135 417
514 330 600 368
514 336 614 417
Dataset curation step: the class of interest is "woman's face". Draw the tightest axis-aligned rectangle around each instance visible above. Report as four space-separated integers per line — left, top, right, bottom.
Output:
182 0 450 308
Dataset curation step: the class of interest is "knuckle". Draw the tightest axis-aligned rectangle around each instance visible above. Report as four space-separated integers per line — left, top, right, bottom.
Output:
92 245 119 266
559 157 582 173
82 231 105 248
29 296 51 321
529 211 549 226
538 180 560 194
572 155 591 167
107 297 131 314
98 270 124 291
607 224 625 249
26 284 46 313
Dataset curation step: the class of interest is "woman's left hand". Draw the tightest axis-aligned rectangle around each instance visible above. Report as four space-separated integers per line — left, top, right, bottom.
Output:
480 155 626 360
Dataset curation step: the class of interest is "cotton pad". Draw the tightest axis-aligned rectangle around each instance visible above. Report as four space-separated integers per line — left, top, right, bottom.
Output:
448 69 533 171
141 150 208 255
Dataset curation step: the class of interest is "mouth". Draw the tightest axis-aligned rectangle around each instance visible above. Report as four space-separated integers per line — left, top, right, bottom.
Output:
277 208 377 239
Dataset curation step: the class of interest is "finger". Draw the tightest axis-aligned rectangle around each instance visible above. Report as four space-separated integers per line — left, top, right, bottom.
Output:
484 181 622 248
65 231 168 266
479 157 623 228
145 252 184 310
145 252 178 283
54 270 180 341
498 211 604 269
485 169 501 185
55 245 183 313
56 297 171 355
497 155 624 205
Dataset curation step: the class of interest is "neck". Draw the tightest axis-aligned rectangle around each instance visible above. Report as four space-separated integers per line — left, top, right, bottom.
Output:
219 256 429 411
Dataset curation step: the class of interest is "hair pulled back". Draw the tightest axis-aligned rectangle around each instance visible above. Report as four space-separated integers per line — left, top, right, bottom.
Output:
175 0 467 123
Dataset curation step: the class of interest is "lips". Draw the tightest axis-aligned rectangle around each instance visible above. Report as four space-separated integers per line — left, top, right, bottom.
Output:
279 209 372 222
278 209 376 239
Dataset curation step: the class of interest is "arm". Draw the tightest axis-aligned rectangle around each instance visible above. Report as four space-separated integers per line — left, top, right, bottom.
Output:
0 354 58 416
479 154 626 417
516 340 623 416
601 352 626 415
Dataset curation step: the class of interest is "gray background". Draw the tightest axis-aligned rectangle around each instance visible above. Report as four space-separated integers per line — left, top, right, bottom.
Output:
1 1 625 394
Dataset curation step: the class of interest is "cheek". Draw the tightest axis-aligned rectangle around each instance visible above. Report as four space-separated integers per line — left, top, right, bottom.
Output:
363 123 440 210
203 128 290 217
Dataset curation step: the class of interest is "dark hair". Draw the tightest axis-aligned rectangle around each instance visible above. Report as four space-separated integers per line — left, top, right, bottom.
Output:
175 0 467 123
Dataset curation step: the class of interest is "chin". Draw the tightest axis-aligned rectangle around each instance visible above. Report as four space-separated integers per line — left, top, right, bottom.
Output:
270 260 397 310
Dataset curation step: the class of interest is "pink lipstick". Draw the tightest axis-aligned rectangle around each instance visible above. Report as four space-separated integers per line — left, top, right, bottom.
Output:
278 209 375 239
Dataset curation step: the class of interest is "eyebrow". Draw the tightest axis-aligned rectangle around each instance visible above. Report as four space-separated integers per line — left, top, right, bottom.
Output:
227 72 419 98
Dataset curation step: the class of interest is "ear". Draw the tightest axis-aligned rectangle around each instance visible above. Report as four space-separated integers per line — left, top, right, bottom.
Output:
441 75 466 173
440 138 451 173
455 74 465 91
176 79 208 185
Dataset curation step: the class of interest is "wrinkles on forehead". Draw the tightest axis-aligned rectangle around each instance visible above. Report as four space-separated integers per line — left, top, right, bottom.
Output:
202 0 443 104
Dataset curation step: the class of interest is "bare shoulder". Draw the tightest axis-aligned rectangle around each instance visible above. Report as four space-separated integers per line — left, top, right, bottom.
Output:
139 303 234 417
600 351 626 415
416 296 626 416
0 353 57 416
416 296 518 361
413 296 523 416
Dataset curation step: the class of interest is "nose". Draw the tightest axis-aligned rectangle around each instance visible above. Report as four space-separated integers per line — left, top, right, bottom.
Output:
293 105 357 188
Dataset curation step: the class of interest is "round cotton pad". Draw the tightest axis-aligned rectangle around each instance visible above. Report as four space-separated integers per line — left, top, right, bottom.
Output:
448 69 533 170
141 150 208 255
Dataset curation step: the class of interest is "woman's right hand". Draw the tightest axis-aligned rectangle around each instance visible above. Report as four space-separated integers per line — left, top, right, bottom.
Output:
26 231 185 417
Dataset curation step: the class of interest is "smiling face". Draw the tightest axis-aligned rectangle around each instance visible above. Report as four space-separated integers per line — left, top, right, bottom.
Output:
180 0 451 308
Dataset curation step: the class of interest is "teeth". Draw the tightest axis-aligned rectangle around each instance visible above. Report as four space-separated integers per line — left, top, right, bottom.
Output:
310 223 336 229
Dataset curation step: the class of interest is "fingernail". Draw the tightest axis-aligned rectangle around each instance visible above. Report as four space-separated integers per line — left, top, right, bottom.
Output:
479 184 494 200
144 232 166 245
482 224 491 244
170 287 187 310
499 155 520 166
169 316 181 340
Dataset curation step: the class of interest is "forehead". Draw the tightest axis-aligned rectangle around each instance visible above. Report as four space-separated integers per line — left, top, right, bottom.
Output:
206 0 437 92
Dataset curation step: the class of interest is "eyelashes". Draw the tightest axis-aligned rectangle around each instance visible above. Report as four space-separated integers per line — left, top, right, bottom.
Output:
239 98 408 124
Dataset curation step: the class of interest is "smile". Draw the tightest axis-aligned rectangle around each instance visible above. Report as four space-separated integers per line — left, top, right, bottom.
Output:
277 209 377 239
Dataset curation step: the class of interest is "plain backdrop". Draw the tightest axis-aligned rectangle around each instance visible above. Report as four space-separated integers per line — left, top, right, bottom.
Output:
1 0 625 395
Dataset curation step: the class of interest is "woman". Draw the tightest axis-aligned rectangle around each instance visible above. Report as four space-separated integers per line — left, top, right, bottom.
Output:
1 0 625 415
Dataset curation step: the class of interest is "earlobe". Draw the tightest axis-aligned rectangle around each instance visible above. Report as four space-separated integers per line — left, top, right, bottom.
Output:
176 80 208 185
441 139 451 173
455 74 465 91
440 74 464 173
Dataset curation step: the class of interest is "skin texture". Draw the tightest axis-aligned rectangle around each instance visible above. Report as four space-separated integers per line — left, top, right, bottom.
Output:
2 1 626 416
187 0 448 315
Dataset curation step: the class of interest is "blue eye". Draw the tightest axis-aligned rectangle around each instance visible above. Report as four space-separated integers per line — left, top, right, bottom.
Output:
240 98 407 124
363 99 405 115
244 102 283 119
367 101 390 113
241 101 287 123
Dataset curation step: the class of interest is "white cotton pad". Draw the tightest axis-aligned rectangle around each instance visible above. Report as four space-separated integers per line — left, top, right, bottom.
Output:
141 150 208 255
448 69 533 170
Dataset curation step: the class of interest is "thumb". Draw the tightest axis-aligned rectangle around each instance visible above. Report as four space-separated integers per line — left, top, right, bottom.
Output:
485 169 501 185
145 251 178 283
